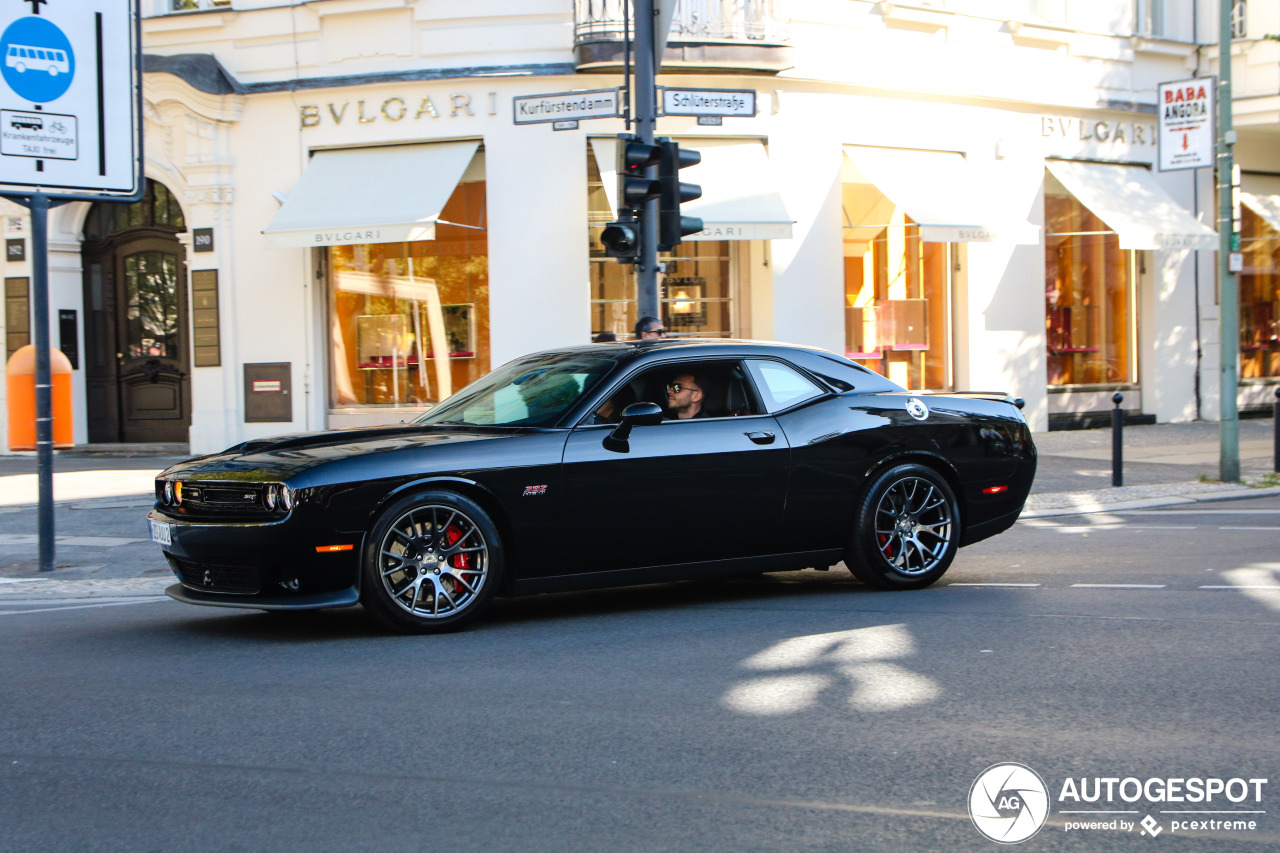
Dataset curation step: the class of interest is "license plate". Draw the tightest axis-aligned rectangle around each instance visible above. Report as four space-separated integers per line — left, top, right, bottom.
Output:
149 519 172 546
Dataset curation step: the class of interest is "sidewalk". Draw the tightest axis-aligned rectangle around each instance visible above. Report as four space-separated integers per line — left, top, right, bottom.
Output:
1024 417 1280 517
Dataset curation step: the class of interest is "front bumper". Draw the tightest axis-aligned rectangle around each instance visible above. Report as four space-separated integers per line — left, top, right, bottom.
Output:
149 508 363 610
165 584 359 611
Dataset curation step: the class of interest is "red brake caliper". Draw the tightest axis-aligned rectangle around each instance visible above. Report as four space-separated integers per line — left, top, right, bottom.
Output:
444 524 476 589
877 533 894 559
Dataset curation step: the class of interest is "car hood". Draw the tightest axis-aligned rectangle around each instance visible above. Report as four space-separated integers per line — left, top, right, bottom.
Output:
161 424 528 481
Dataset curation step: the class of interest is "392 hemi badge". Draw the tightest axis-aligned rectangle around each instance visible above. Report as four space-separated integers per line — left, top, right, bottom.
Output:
522 485 548 497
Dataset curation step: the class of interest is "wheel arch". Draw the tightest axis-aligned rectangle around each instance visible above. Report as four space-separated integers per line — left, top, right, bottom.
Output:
370 476 517 577
859 450 967 530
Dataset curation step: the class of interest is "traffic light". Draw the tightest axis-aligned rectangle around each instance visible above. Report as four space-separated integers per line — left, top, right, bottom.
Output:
656 139 703 250
601 214 642 261
616 133 662 217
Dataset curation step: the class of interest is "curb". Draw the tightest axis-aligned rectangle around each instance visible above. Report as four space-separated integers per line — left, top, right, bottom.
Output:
1021 485 1280 518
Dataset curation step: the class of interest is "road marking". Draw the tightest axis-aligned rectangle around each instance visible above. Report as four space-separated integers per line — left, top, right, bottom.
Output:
1219 526 1280 531
0 598 165 616
949 582 1041 587
1022 524 1195 532
1200 585 1280 590
1112 509 1280 515
1071 583 1167 589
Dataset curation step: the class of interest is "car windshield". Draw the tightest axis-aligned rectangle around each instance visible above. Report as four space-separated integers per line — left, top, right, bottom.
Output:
414 352 615 427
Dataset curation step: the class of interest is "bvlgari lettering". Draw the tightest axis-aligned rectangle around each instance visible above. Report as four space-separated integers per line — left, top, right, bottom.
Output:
299 92 492 128
1040 115 1156 147
314 230 381 244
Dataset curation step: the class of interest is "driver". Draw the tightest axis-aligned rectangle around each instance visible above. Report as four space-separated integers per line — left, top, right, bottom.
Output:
666 372 709 419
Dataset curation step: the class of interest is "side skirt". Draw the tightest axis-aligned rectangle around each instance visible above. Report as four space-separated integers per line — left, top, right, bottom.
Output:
507 549 846 596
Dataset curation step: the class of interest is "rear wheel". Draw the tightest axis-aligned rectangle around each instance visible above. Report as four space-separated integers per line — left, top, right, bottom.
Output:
847 463 959 590
360 491 503 633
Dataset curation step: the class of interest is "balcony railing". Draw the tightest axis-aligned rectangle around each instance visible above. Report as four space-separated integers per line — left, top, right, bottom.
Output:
574 0 792 73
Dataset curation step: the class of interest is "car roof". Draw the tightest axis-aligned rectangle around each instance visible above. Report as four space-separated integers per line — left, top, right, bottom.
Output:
554 338 842 359
532 338 902 428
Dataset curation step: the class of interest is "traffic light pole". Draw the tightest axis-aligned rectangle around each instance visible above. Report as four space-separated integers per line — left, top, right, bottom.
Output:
1218 0 1240 482
633 0 660 321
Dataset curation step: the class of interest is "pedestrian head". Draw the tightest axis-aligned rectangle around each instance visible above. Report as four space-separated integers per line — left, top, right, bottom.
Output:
634 316 666 340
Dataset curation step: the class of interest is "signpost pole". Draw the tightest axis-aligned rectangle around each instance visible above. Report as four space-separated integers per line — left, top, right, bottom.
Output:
634 0 659 322
1218 0 1240 482
29 192 55 572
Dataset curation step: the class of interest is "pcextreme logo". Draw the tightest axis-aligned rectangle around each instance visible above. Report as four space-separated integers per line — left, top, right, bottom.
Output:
968 763 1269 843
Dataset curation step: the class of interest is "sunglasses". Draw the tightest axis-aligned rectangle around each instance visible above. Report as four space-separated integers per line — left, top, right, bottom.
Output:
667 382 700 394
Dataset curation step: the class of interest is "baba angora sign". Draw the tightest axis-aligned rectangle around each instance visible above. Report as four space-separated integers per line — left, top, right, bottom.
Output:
1158 78 1214 172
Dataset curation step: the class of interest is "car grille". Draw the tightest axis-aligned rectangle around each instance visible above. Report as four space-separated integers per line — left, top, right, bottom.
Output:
166 482 273 520
168 555 261 594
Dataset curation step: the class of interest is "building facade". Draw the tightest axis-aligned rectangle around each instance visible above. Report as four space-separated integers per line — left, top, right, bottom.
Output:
1 0 1276 454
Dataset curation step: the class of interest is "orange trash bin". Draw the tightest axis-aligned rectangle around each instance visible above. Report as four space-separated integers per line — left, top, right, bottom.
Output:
7 344 74 451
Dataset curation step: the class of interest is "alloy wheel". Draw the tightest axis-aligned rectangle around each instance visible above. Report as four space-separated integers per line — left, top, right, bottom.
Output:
872 476 954 577
377 504 489 619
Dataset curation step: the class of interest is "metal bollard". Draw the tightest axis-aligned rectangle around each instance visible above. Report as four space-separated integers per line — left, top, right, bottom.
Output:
1274 387 1279 475
1112 392 1124 488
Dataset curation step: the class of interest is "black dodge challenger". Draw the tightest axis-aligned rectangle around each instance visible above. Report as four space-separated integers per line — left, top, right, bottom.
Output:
149 340 1036 632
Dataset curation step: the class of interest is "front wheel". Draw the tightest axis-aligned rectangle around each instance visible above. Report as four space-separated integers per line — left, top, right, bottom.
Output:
361 491 503 633
847 464 959 590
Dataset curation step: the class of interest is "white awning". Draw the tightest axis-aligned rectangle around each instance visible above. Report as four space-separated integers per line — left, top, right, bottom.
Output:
1240 174 1280 234
590 138 793 240
1045 160 1217 251
842 146 1039 244
264 141 480 248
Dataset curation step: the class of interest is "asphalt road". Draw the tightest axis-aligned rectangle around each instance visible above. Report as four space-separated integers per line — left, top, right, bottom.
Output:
0 497 1277 851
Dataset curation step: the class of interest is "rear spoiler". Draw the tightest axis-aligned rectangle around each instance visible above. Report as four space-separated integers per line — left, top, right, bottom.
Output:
920 391 1025 409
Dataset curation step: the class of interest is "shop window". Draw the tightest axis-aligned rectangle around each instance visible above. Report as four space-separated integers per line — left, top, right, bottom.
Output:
1044 182 1137 386
587 151 737 339
1239 205 1280 379
842 209 952 391
327 180 488 408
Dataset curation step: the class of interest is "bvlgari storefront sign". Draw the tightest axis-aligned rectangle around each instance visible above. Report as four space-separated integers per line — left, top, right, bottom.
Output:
299 91 499 128
1041 114 1158 162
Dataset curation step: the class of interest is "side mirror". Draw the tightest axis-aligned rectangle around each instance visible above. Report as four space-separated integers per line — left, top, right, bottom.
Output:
608 401 664 443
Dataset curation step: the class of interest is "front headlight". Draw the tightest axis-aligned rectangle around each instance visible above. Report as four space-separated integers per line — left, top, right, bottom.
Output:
163 481 174 505
264 485 277 510
279 484 294 511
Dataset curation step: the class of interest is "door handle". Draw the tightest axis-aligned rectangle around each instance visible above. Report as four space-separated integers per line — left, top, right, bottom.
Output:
745 431 775 445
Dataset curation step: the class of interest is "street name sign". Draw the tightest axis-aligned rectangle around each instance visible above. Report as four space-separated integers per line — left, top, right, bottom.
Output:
660 88 756 118
1157 78 1214 172
513 89 622 125
0 0 141 199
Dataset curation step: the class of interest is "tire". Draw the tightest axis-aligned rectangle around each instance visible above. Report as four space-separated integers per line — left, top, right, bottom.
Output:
847 463 960 590
360 490 503 634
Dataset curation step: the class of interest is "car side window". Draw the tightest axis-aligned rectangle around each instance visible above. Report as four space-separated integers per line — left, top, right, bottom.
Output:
593 361 762 423
747 360 827 413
